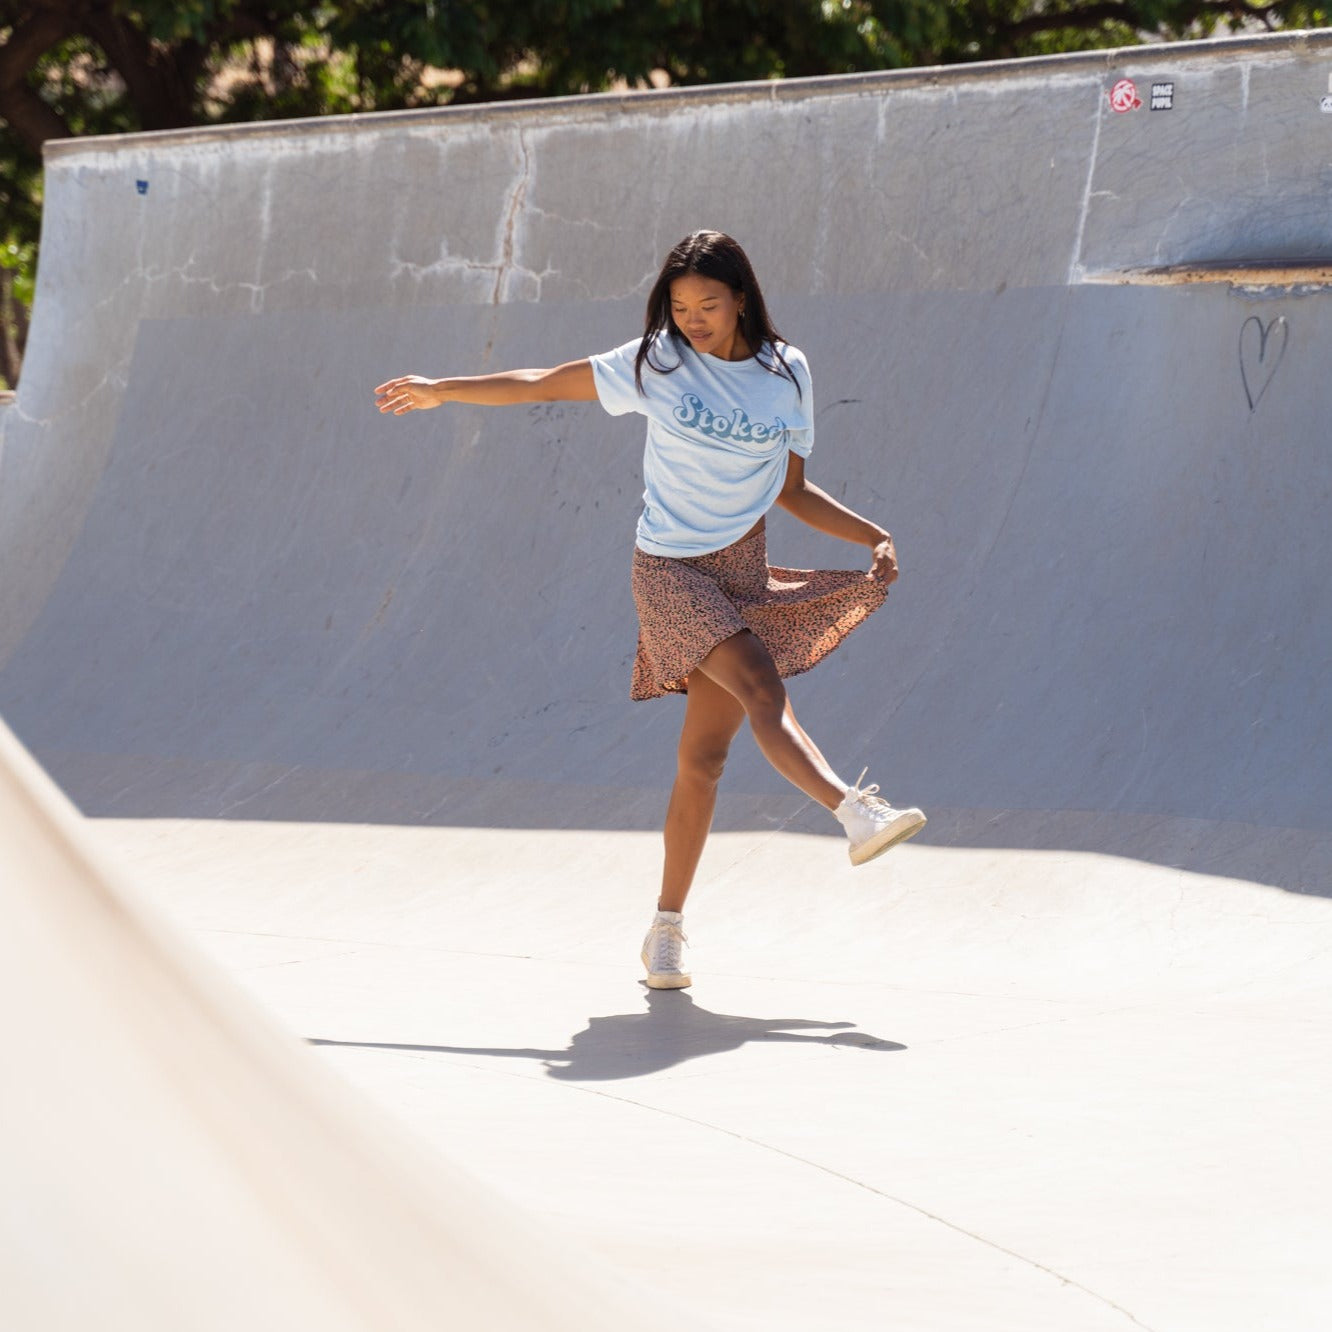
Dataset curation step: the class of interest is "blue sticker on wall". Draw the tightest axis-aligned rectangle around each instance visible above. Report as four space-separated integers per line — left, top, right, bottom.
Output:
136 180 149 195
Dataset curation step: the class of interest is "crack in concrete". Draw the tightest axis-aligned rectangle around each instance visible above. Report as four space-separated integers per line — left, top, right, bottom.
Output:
215 766 300 818
392 1053 1163 1332
571 1087 1162 1329
493 128 532 306
1067 85 1106 285
11 366 125 427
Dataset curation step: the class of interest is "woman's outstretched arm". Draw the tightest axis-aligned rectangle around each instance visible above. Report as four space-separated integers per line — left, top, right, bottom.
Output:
374 358 598 414
774 452 899 585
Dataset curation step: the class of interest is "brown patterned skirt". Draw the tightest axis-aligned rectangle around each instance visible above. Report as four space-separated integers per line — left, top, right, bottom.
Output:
630 526 887 700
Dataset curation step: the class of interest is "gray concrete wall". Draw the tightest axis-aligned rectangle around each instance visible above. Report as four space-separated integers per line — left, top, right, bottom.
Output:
2 32 1330 890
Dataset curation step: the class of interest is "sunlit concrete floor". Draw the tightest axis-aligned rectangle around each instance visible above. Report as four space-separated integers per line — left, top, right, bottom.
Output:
94 810 1332 1332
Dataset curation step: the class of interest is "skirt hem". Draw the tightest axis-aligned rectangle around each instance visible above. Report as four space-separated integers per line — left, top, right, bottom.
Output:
629 531 886 702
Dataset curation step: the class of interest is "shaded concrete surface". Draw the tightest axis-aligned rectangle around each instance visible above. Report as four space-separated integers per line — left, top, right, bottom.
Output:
3 30 1332 1332
0 721 689 1332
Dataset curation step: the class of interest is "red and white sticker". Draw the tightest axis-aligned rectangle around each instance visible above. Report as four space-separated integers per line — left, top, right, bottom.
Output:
1109 79 1142 113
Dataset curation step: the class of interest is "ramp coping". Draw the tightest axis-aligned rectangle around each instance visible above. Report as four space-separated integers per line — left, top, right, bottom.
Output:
1084 261 1332 290
41 28 1332 160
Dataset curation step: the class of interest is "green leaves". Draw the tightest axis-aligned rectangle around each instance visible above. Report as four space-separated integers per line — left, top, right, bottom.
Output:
0 239 34 308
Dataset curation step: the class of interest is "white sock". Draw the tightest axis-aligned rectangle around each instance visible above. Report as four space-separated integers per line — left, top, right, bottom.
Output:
654 909 683 924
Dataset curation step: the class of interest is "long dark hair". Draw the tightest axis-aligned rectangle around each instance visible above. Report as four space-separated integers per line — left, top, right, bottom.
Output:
634 230 800 396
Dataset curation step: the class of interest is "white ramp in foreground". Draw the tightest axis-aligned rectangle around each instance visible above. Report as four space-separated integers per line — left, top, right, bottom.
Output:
0 718 690 1332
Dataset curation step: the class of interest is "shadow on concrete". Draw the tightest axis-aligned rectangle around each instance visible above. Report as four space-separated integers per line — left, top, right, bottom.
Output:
308 987 907 1082
49 746 1332 901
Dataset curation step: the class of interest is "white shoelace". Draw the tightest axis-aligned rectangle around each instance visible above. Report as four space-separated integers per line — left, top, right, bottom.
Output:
648 922 686 972
848 767 894 813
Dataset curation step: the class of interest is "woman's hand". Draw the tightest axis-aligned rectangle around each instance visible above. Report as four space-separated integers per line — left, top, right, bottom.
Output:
868 535 899 586
374 376 444 415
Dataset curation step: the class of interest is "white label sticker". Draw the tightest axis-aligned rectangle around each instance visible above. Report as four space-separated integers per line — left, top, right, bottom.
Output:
1321 94 1332 114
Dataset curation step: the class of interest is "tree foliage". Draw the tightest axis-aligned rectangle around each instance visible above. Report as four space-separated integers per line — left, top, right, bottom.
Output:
1 0 1328 385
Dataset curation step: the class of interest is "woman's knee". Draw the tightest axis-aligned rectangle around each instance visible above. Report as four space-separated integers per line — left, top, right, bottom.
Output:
677 735 732 787
701 632 787 720
729 665 786 725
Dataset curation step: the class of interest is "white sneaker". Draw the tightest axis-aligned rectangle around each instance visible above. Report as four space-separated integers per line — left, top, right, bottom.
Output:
835 769 926 865
642 910 691 989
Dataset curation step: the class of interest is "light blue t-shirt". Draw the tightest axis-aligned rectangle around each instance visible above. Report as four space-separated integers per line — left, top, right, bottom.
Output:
590 334 814 558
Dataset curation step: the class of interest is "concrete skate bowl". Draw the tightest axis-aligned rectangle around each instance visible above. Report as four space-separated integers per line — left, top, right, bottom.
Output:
3 31 1332 887
4 30 1332 1332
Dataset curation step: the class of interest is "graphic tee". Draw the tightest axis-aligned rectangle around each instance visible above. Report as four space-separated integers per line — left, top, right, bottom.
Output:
589 334 813 557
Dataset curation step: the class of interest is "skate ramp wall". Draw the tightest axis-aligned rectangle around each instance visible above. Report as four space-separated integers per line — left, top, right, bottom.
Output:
2 32 1331 894
0 716 698 1332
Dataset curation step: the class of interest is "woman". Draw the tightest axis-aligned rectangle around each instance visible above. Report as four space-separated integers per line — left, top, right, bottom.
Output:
375 230 924 990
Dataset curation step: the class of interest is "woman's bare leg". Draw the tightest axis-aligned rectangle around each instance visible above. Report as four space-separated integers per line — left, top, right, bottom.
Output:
658 670 747 913
692 630 847 811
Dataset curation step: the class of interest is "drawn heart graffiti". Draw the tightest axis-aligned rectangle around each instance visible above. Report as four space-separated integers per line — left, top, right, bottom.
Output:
1238 314 1288 412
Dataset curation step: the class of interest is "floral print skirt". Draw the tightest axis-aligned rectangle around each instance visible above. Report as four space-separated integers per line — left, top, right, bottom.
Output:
629 526 887 700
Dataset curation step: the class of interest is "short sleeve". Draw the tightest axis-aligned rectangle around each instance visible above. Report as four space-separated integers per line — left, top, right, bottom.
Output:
784 347 814 458
588 339 644 417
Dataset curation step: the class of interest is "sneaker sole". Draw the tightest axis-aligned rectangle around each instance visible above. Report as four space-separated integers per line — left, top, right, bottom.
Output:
641 947 691 988
848 810 927 866
644 971 692 989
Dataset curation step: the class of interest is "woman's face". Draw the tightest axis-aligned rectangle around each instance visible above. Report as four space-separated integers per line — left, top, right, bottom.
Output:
669 273 748 360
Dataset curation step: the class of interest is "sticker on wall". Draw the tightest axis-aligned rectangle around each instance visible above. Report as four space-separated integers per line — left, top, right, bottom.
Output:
1150 82 1175 111
136 180 149 195
1109 79 1142 113
1321 95 1332 114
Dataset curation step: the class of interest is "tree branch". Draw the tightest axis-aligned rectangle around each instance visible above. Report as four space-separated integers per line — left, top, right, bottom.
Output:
82 7 199 129
0 8 76 151
0 264 21 388
996 0 1280 40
